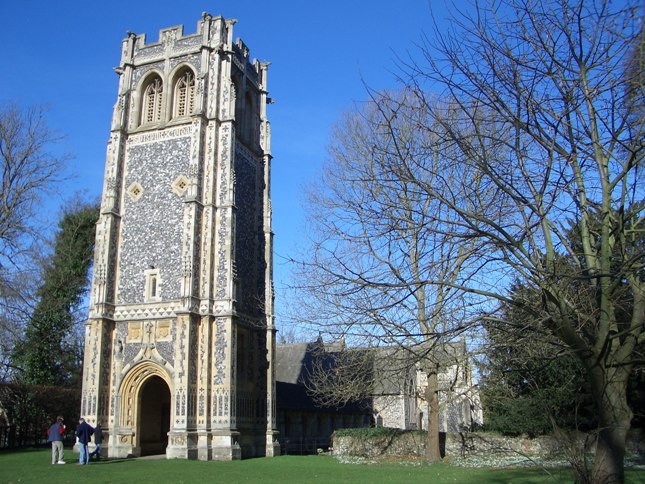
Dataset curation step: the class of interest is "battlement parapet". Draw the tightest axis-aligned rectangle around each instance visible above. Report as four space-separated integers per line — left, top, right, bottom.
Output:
120 13 228 66
119 13 263 84
232 38 260 85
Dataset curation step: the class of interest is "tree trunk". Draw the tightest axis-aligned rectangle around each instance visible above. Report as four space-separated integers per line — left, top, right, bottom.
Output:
424 366 442 462
589 367 632 484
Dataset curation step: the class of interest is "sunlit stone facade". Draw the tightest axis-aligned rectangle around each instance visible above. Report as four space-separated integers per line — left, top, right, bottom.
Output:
80 14 278 460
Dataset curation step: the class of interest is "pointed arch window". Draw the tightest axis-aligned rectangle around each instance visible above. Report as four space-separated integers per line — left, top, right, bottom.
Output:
142 76 163 124
174 69 195 118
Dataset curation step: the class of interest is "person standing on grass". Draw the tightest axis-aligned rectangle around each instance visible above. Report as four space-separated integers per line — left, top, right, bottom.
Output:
75 417 94 465
89 422 103 461
47 416 66 465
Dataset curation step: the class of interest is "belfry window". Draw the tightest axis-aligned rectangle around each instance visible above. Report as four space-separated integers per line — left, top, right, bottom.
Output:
142 76 163 124
173 70 195 118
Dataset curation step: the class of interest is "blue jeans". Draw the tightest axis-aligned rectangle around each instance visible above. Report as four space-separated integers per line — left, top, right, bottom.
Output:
89 444 101 460
79 442 90 464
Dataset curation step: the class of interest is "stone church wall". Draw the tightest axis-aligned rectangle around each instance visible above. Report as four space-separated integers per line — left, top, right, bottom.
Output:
234 144 263 317
118 135 190 303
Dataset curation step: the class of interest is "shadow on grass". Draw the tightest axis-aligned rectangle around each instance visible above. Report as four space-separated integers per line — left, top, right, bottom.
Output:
87 458 131 465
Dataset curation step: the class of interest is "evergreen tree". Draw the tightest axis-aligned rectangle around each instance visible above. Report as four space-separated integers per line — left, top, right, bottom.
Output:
481 283 596 436
12 202 99 386
481 205 644 435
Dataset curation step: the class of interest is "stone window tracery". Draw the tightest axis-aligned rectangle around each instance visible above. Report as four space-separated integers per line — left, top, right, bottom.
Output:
173 69 195 118
142 76 164 125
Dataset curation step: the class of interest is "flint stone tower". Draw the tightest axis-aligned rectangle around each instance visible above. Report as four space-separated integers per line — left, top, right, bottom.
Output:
80 14 279 460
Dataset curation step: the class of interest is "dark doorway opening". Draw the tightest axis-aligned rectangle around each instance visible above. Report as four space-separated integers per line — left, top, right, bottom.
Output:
139 375 170 456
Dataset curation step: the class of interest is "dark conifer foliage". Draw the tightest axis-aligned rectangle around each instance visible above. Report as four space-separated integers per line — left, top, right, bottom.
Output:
12 202 99 386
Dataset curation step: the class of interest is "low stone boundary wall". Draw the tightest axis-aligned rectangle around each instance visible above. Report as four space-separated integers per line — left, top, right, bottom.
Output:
333 431 426 458
332 429 644 459
449 433 560 457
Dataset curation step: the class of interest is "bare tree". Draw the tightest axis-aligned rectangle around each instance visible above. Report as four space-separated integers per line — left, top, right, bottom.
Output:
0 103 68 378
291 91 479 461
388 1 643 482
294 0 642 479
0 259 39 380
305 343 375 409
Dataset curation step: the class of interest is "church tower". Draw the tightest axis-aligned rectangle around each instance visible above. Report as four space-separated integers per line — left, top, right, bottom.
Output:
80 14 279 460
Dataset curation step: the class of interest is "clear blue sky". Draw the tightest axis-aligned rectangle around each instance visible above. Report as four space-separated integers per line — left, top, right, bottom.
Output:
0 0 444 330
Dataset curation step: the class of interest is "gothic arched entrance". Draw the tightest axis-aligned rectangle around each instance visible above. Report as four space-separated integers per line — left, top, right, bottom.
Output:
138 375 171 456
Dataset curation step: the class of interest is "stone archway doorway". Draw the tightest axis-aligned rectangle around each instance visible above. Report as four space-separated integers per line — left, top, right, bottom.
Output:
138 375 171 456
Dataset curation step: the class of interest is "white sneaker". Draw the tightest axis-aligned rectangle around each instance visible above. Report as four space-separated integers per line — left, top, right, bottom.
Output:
57 461 66 464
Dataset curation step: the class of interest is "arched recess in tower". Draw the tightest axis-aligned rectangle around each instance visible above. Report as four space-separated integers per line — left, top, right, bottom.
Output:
138 375 171 456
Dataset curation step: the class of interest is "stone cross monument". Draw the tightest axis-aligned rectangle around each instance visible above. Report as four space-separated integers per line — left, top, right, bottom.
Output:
80 13 279 460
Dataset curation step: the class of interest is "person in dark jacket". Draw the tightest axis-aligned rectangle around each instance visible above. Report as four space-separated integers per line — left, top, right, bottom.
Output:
89 422 103 461
47 416 66 465
75 417 94 465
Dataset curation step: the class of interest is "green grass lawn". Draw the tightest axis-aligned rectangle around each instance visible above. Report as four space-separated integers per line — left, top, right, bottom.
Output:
1 448 643 483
